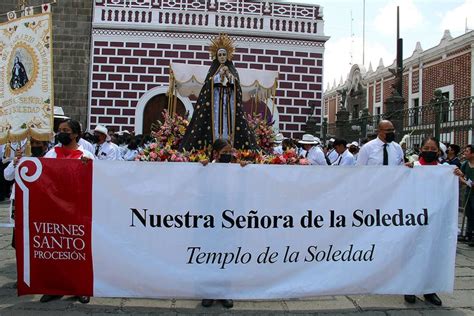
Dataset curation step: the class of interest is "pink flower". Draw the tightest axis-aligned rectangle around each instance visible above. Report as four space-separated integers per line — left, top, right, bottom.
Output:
150 152 158 160
149 143 158 150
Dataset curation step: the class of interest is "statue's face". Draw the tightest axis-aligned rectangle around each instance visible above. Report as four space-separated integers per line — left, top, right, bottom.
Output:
217 49 227 64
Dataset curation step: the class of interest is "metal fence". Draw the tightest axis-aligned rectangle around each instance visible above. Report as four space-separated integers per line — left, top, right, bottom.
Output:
324 96 474 148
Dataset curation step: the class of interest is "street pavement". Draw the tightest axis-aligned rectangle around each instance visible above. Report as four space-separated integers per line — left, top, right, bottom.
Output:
1 200 473 315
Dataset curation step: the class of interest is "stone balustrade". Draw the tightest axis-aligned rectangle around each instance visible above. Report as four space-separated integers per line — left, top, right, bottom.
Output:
94 0 325 40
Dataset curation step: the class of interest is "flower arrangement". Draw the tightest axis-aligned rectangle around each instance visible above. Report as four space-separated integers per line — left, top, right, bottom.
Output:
151 110 189 150
235 150 265 164
246 113 276 153
136 145 310 165
135 144 187 162
261 149 310 165
136 109 310 165
186 148 211 163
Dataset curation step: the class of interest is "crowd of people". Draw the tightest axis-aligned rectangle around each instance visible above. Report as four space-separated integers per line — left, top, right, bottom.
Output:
1 118 473 308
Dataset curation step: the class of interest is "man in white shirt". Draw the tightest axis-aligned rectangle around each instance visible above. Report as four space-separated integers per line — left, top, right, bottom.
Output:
78 137 94 155
356 120 404 166
93 125 118 160
348 141 360 161
298 134 328 165
332 138 355 166
326 138 339 164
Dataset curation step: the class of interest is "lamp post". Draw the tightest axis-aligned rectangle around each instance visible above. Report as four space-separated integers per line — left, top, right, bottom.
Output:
384 6 405 142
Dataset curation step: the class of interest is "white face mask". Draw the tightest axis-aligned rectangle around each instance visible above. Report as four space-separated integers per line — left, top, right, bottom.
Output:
217 49 227 64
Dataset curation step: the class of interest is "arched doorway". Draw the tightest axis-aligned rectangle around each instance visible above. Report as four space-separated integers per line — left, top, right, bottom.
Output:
142 94 186 135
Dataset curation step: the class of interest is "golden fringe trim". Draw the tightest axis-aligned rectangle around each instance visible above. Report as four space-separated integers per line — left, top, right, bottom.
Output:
4 141 11 159
0 130 53 145
25 138 31 157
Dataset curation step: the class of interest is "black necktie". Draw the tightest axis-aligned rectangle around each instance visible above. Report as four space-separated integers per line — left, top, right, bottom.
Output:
383 144 388 165
95 144 100 156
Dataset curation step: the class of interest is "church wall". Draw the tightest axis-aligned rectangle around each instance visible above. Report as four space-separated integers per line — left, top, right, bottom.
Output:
89 0 327 139
90 33 325 139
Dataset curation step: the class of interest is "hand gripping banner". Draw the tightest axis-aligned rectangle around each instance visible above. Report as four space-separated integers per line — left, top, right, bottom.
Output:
15 159 458 299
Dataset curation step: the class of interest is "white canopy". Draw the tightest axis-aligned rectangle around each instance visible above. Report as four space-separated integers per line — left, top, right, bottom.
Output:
169 63 278 102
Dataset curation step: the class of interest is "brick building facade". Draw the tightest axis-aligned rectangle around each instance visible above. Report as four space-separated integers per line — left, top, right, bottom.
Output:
89 0 328 138
324 30 474 145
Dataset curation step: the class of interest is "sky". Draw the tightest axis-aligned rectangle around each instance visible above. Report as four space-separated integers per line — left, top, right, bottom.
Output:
287 0 474 89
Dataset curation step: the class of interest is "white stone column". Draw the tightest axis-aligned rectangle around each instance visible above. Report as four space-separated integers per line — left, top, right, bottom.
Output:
419 63 423 106
408 66 413 108
471 44 474 101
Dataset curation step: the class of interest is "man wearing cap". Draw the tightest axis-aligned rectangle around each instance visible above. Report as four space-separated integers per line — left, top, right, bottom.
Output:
273 133 284 155
93 125 119 160
356 120 404 166
348 141 360 160
325 138 339 164
332 139 355 166
298 134 328 165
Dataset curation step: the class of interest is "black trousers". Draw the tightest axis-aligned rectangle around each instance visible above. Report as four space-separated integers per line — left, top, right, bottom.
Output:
0 162 13 200
466 194 474 238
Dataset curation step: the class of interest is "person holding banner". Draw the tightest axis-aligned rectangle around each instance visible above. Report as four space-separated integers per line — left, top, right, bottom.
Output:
4 139 49 250
404 136 449 306
44 119 94 160
41 119 93 303
201 138 235 308
211 138 233 163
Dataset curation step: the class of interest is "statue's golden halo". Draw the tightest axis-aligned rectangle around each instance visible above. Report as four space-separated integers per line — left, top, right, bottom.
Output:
209 34 235 61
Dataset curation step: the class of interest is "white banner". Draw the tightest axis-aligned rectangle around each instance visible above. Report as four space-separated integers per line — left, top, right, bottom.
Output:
92 162 458 299
0 13 53 144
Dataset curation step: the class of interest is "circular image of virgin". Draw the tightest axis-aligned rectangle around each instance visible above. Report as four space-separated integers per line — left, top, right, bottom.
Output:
9 47 36 91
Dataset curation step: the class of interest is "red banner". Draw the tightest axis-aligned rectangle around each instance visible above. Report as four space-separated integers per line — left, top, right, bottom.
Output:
15 158 93 296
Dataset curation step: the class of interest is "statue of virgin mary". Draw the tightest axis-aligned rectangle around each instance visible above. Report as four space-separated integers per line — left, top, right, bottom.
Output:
180 34 257 151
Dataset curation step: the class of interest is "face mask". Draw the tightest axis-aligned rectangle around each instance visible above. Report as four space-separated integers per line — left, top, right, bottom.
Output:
219 153 232 163
385 132 395 143
57 133 72 146
31 146 44 157
421 151 438 163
